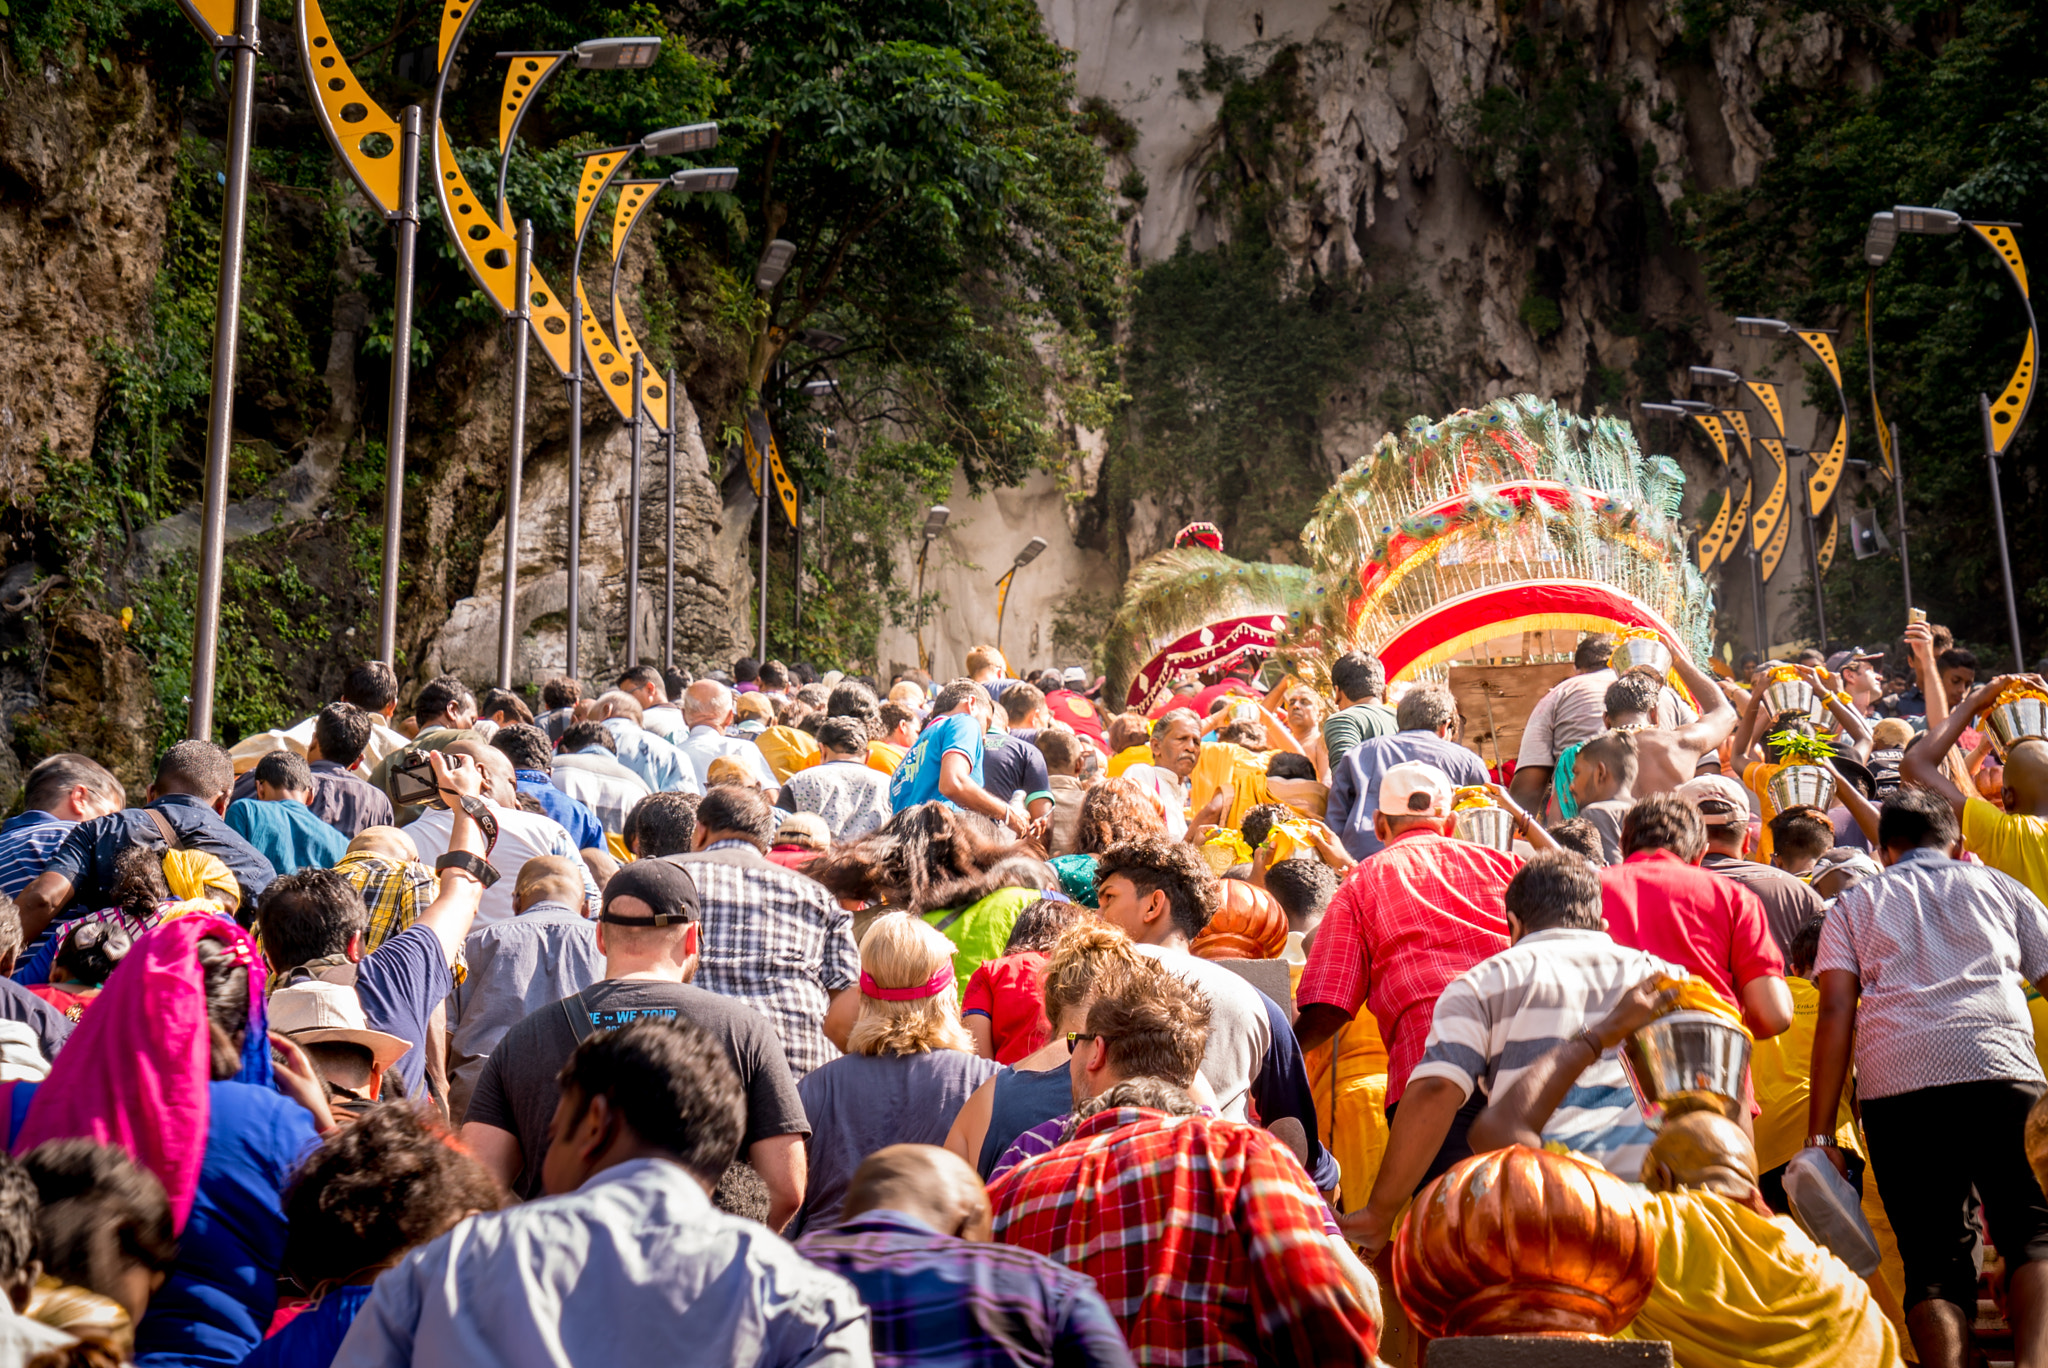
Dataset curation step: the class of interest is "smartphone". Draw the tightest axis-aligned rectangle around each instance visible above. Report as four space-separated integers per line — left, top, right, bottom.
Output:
1908 608 1927 626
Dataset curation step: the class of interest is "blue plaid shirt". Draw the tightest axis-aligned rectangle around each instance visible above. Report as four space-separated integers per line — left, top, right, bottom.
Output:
796 1209 1133 1368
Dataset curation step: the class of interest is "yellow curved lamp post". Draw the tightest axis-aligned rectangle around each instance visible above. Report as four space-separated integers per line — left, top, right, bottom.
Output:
429 1 661 684
170 0 258 739
1865 205 2039 665
298 0 422 666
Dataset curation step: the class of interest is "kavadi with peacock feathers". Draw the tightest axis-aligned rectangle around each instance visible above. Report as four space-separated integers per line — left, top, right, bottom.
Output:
1104 397 1716 710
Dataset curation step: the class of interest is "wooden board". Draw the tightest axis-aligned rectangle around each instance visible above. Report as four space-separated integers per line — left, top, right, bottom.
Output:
1447 662 1578 770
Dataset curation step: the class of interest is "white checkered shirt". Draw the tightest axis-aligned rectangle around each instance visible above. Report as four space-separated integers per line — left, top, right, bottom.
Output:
665 840 859 1076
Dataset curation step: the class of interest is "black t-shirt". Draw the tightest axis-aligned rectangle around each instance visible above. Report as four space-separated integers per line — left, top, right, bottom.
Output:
464 978 810 1199
983 734 1051 805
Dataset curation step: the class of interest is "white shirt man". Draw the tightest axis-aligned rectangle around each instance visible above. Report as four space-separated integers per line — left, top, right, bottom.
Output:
677 681 779 790
405 800 600 926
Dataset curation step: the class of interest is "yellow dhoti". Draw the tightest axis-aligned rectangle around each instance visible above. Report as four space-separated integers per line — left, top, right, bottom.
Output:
1305 1015 1391 1213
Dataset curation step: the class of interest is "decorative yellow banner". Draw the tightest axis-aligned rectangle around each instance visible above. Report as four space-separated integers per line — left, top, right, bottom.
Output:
1797 331 1843 391
1744 380 1786 439
1720 409 1754 461
1722 481 1751 567
1690 413 1731 466
1760 499 1793 581
1752 439 1789 546
300 0 403 216
1818 509 1838 573
1698 487 1733 571
1806 416 1847 517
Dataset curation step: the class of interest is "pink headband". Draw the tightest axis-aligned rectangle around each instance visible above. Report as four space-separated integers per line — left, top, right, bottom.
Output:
860 965 956 1002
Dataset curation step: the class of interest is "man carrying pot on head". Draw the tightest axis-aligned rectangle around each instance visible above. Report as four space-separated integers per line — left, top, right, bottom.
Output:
1901 670 2048 906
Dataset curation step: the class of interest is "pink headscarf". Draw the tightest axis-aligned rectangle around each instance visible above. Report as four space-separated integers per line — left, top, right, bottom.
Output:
14 915 269 1232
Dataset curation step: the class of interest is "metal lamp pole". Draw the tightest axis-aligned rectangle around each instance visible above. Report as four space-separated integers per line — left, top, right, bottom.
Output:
496 221 533 688
1859 218 1915 612
180 0 259 740
665 363 679 672
915 504 949 673
994 536 1048 656
1867 205 2040 665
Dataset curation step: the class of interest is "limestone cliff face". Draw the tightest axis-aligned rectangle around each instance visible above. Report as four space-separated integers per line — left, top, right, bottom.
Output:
893 0 1864 679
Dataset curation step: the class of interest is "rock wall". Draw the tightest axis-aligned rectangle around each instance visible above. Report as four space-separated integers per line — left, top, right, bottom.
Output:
952 0 1873 659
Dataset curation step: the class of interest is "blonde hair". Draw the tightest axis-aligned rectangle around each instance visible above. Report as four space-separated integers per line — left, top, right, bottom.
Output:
965 645 1006 678
847 914 974 1057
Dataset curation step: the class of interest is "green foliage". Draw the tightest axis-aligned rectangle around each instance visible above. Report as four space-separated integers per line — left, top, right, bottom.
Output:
1518 287 1564 341
1682 0 2048 664
1110 238 1444 564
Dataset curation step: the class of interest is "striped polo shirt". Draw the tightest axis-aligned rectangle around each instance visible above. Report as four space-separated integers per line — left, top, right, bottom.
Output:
1410 926 1688 1182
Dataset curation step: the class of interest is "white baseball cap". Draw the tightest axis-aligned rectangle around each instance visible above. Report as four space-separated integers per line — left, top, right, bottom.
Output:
268 980 413 1070
1378 761 1454 818
1674 775 1752 827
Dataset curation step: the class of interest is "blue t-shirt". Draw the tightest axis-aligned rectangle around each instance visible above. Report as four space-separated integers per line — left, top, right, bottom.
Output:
889 714 984 812
136 1081 321 1368
351 923 453 1097
224 799 348 877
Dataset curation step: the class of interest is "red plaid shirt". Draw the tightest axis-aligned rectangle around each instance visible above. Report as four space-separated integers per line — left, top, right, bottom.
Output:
989 1107 1379 1366
1296 827 1516 1101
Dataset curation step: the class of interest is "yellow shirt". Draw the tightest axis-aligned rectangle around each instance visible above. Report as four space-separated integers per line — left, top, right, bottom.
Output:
1188 743 1271 832
1750 976 1858 1176
1963 795 2048 906
755 725 821 783
1619 1190 1903 1368
866 740 906 776
1106 745 1152 778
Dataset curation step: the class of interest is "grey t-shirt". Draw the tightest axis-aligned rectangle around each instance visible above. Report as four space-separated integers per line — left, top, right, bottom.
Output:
790 1049 999 1237
1580 799 1634 866
465 978 810 1199
1134 944 1273 1124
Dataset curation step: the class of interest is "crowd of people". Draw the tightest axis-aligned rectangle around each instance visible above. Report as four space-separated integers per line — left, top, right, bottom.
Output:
0 618 2039 1366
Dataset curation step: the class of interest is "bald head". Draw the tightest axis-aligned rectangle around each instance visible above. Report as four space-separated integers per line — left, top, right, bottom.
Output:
2004 738 2048 817
1639 1110 1761 1204
446 739 516 805
346 825 418 864
683 680 734 726
839 1144 992 1240
591 690 644 726
515 854 588 912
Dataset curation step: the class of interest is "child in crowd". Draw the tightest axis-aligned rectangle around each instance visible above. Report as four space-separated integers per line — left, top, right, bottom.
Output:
1569 729 1639 865
1769 808 1836 880
962 899 1088 1065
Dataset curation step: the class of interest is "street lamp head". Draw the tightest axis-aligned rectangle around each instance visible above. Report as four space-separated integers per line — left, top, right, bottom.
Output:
1690 366 1743 386
1670 399 1717 414
1639 402 1689 417
923 505 951 540
573 37 662 70
792 329 847 353
1013 536 1049 568
1735 316 1792 338
799 377 838 397
668 167 738 193
1864 212 1898 267
1893 205 1963 235
641 122 719 156
755 238 797 292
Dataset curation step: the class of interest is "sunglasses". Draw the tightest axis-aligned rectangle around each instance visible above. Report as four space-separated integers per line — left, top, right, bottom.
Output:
1065 1031 1107 1050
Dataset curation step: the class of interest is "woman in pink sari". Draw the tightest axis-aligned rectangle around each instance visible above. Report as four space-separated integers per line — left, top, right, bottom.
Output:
5 914 331 1367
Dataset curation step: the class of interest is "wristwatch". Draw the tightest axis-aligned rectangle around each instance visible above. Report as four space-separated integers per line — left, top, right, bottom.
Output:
1804 1133 1839 1149
436 850 501 890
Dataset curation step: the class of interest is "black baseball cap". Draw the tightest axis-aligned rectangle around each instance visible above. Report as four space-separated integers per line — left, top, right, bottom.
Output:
599 860 702 927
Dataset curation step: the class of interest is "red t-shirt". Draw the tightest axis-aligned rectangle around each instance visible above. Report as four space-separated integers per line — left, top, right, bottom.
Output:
1599 849 1785 1005
1190 678 1260 720
1043 690 1108 753
962 951 1051 1064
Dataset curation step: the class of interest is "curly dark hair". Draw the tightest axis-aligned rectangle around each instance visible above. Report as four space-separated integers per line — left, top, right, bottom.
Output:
0 1153 36 1286
1095 835 1221 941
282 1102 503 1295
